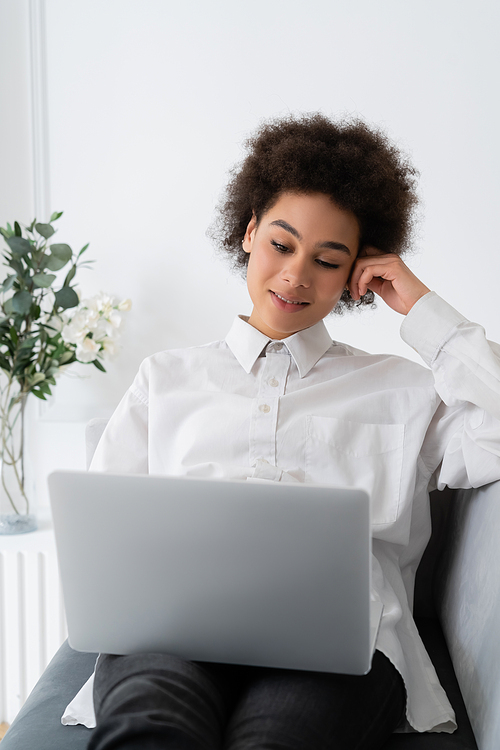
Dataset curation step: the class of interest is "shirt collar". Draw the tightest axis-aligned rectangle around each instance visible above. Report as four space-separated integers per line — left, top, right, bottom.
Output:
225 316 333 378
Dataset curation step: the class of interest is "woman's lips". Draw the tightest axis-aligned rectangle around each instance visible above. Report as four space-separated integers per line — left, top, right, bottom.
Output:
270 290 309 312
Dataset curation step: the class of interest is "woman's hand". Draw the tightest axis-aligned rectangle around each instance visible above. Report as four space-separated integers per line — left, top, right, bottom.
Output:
349 248 431 316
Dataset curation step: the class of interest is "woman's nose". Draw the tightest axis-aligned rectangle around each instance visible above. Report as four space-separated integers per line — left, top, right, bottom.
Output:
281 255 311 287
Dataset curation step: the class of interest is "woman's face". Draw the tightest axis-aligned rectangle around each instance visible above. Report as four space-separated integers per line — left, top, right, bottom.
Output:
243 192 360 340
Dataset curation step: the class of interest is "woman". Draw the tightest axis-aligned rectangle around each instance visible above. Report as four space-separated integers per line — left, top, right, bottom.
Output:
68 114 500 749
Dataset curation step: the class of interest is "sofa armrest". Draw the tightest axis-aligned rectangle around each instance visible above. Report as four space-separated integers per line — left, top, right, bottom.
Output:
436 480 500 750
1 640 97 750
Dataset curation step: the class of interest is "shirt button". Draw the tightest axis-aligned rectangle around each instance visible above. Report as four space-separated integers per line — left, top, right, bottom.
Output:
269 378 279 387
274 342 284 351
259 404 271 413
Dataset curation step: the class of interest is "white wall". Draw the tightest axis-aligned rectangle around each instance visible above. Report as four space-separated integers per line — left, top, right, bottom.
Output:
1 0 500 509
0 1 33 221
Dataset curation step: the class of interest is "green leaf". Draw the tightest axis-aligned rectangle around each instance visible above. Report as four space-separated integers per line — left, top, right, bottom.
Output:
3 336 16 357
8 257 25 275
45 254 69 272
16 360 36 378
51 344 65 358
50 243 72 259
14 221 22 237
19 337 37 350
49 211 63 222
54 286 79 310
0 354 10 372
59 350 75 365
12 290 32 316
29 372 46 385
92 358 106 372
17 352 36 368
46 243 72 271
0 227 10 239
3 298 14 316
30 303 41 320
32 272 57 288
63 264 77 286
36 254 50 271
1 275 16 292
34 379 51 394
9 326 18 346
78 243 89 257
6 236 31 257
31 388 47 401
35 223 55 239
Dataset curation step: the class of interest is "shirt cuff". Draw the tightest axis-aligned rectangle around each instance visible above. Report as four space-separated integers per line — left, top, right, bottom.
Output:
400 291 468 367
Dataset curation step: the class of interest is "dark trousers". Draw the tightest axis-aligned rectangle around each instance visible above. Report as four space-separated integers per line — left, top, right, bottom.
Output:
88 650 406 750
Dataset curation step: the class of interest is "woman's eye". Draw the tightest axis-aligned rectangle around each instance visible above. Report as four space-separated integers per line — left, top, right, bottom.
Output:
316 259 340 269
271 240 289 253
270 241 339 269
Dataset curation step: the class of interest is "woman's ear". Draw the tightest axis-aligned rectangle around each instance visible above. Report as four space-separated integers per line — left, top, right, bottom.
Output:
242 214 257 254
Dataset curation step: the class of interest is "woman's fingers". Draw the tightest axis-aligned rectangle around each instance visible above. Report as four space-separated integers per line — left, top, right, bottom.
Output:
349 253 430 315
350 254 397 297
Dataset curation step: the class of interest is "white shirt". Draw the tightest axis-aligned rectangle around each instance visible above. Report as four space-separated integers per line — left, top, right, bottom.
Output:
62 291 500 733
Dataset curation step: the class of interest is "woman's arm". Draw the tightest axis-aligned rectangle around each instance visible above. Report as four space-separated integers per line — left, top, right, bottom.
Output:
90 360 150 474
404 292 500 490
350 250 500 489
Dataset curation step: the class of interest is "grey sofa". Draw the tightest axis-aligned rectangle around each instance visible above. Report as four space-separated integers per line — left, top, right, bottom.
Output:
3 419 499 749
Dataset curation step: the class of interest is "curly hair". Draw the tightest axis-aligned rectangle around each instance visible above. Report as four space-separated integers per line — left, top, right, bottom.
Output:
208 113 419 311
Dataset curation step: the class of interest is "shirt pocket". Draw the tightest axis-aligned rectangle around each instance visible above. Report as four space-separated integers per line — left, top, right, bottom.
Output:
305 416 405 526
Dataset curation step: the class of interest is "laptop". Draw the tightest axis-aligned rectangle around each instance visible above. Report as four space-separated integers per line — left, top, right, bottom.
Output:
49 471 382 675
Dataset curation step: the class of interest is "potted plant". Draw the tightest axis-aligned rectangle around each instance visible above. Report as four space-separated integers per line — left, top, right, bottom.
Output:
0 212 130 534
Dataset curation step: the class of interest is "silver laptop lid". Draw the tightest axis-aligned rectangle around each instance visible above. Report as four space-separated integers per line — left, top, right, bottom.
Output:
49 471 373 675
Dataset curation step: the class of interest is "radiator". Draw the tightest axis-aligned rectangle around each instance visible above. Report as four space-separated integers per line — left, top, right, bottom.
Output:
0 547 67 724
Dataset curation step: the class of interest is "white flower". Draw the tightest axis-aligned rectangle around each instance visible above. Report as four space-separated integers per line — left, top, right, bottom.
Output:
76 336 100 363
81 291 117 316
61 310 89 344
62 290 131 364
92 318 114 341
83 308 100 327
61 322 82 345
102 338 119 356
109 311 122 328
